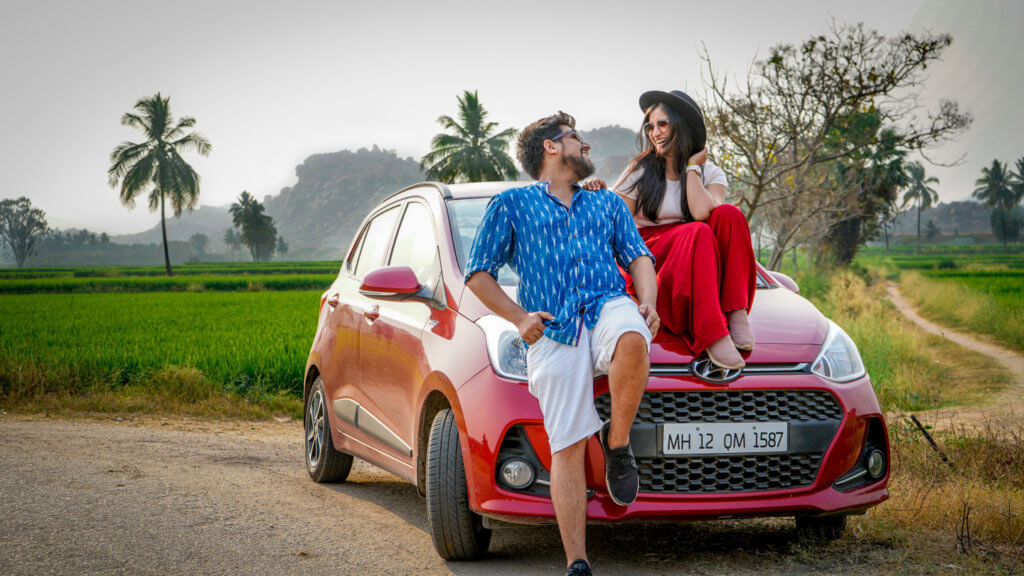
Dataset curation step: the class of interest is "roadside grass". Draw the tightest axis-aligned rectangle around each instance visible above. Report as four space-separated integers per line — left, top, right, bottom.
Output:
0 291 321 418
787 266 1024 570
862 414 1024 571
2 365 302 420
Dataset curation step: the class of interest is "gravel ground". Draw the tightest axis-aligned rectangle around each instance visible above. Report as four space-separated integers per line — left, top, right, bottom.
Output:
0 416 902 576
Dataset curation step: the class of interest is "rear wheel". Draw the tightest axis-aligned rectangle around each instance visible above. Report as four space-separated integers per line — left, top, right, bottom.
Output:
426 408 491 560
304 377 353 483
795 514 847 540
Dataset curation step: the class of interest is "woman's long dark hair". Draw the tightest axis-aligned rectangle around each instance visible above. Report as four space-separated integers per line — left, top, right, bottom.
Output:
629 103 700 223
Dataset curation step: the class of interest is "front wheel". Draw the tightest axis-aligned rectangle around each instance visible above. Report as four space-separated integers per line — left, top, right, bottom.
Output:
304 377 353 483
425 408 491 560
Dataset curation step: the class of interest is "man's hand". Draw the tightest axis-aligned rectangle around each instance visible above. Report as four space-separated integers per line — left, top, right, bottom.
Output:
637 303 660 339
517 311 554 345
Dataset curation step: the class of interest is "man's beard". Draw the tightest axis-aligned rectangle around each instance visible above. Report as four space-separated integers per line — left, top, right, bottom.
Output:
561 151 595 181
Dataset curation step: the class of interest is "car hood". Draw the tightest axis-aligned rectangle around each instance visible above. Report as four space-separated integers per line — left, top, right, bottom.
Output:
457 285 828 365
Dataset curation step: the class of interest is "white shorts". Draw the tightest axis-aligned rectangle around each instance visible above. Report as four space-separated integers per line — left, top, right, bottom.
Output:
525 296 652 454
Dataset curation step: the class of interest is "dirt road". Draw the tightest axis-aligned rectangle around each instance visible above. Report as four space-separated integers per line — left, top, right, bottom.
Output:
886 283 1024 424
0 416 902 576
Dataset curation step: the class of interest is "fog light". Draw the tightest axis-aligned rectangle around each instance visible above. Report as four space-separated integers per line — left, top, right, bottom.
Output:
867 449 886 479
499 459 535 490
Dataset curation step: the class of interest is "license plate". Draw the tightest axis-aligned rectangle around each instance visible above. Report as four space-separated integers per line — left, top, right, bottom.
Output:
662 422 788 456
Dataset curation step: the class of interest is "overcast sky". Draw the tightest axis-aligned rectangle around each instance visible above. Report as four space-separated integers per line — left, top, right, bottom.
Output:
1 0 1020 234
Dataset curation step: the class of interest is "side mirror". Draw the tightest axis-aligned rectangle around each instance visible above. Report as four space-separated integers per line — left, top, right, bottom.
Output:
769 271 800 293
360 266 421 297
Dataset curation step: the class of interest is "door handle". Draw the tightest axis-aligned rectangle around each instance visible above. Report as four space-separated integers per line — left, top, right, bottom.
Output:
327 293 341 308
363 304 380 321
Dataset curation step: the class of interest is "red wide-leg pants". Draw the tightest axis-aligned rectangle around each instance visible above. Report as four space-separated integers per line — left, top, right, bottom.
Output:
624 204 756 354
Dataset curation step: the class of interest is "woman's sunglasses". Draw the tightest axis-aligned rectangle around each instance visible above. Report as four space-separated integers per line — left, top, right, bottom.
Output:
643 120 671 133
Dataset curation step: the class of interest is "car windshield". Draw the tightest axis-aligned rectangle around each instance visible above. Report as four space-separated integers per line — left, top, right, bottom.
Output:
445 198 518 287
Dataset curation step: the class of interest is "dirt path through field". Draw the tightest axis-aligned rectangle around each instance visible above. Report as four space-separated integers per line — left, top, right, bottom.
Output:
886 282 1024 427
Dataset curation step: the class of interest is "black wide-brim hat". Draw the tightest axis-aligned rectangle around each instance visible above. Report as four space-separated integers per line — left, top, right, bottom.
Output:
639 89 706 151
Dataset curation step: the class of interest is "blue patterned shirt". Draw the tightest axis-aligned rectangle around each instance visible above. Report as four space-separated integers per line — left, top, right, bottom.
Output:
464 182 654 347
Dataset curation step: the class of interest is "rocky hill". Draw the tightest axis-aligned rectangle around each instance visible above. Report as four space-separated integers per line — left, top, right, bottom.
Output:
585 125 639 183
265 146 424 259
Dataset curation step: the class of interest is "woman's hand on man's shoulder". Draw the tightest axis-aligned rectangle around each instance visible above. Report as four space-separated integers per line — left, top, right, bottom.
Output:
580 178 607 191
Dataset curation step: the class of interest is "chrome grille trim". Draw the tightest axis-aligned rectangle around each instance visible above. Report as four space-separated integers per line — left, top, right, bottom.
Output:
648 363 809 376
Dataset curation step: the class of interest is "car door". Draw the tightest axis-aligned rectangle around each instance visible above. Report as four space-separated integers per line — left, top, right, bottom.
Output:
356 199 440 461
322 204 402 456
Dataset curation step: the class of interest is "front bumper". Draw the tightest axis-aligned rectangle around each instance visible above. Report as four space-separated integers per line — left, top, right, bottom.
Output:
456 367 889 524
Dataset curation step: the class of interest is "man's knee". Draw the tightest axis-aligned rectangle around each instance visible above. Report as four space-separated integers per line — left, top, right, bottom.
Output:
611 331 649 367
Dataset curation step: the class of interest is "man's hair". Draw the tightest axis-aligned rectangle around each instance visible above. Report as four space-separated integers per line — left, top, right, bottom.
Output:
517 111 576 179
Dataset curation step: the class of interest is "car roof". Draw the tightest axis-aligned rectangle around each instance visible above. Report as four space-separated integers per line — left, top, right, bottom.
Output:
385 181 535 203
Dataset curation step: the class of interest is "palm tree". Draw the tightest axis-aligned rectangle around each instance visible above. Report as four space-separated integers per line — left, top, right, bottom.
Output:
902 161 939 253
420 90 519 183
108 93 211 275
973 159 1022 249
1011 157 1024 206
229 191 277 262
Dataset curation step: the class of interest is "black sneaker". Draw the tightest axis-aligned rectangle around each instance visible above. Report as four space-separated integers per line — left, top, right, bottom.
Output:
566 559 592 576
599 420 639 506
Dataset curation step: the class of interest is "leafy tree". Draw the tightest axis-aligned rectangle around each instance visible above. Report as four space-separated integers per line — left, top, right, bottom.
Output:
924 219 941 242
822 119 908 265
229 191 277 262
702 22 970 269
0 197 49 268
223 228 242 260
188 233 209 259
973 159 1023 249
902 161 940 253
276 236 289 260
107 93 211 276
420 90 518 183
990 206 1022 244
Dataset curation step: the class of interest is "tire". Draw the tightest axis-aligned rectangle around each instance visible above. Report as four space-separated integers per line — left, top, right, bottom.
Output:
425 409 491 560
304 377 353 483
795 514 847 541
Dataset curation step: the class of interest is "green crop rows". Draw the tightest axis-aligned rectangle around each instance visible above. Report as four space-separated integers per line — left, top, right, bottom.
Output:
0 291 322 394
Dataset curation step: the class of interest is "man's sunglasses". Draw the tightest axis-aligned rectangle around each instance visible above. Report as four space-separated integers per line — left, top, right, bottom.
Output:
550 129 587 145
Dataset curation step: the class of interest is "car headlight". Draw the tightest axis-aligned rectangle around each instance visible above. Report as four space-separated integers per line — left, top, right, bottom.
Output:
476 315 528 381
811 320 866 382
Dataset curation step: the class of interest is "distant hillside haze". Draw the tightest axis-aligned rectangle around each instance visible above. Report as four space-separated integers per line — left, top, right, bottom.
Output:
85 137 1004 264
265 146 423 259
892 201 994 236
101 126 642 260
112 204 233 250
584 125 639 183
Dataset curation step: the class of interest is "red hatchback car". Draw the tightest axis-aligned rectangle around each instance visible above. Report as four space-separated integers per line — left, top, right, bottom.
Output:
303 181 890 560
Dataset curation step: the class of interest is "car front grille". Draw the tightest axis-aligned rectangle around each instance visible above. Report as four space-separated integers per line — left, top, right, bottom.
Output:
594 390 842 494
637 453 823 493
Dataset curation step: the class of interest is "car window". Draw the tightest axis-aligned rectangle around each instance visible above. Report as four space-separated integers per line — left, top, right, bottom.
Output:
389 202 439 282
353 205 401 279
444 198 518 286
